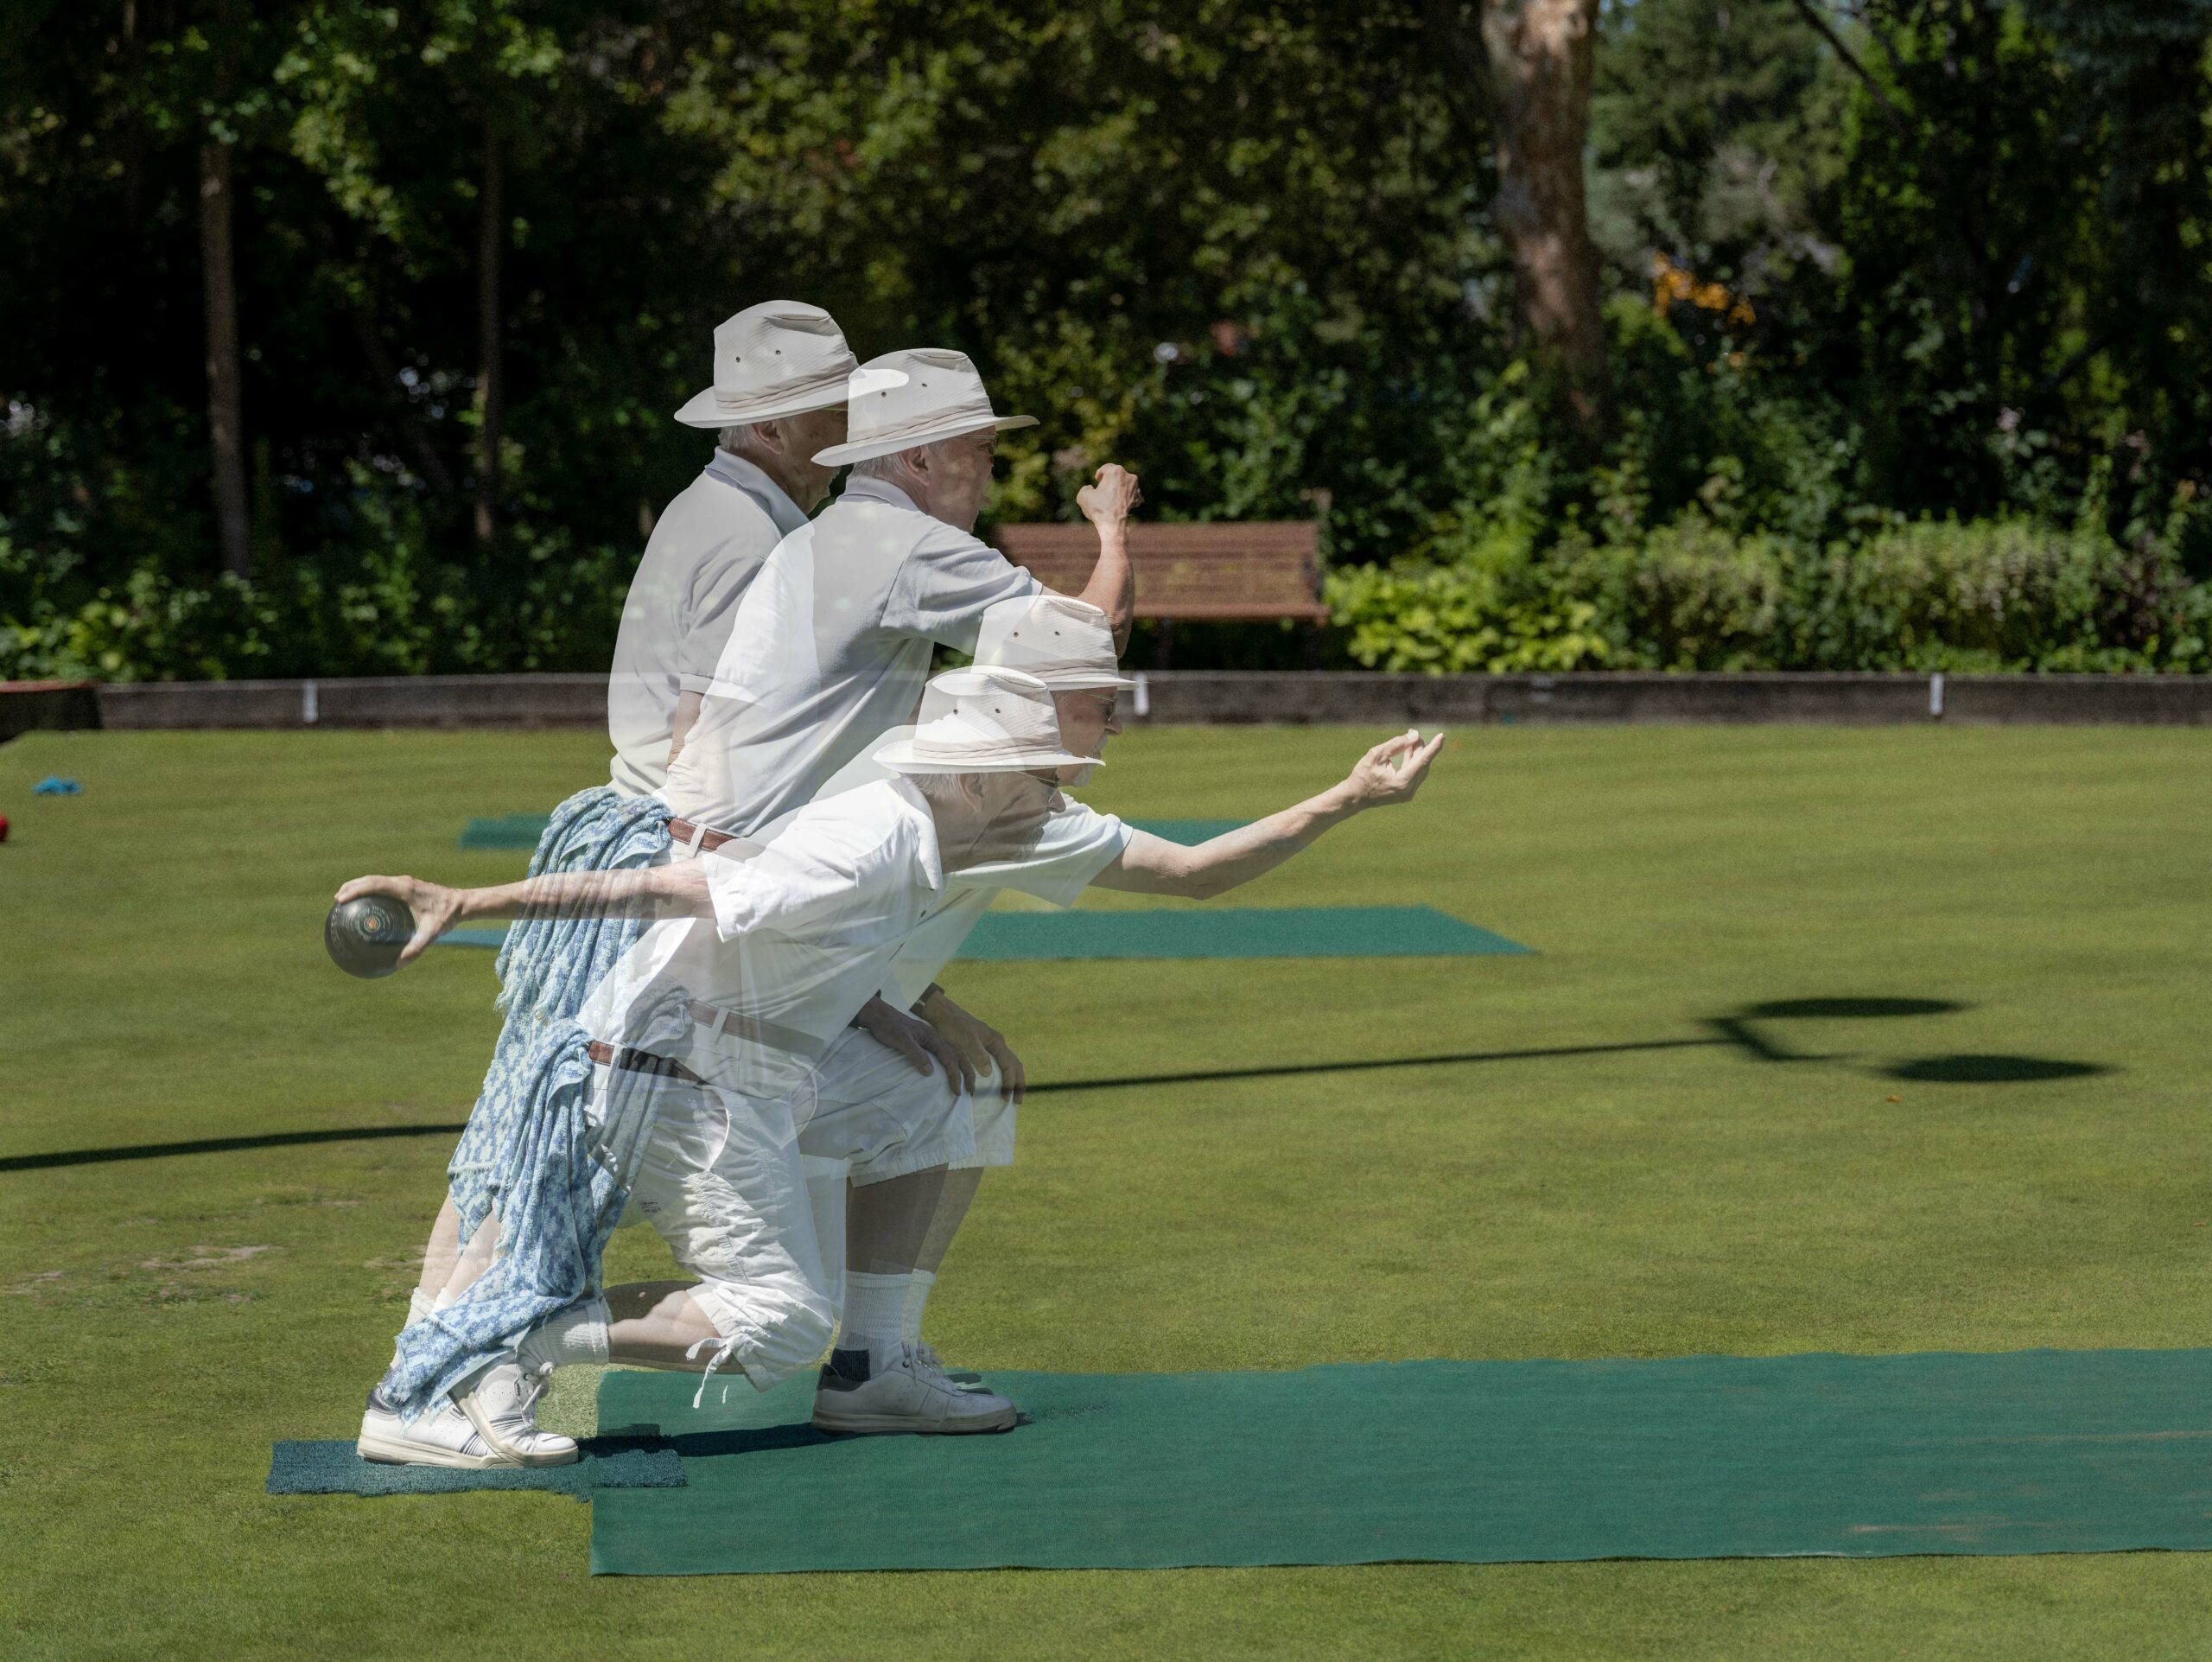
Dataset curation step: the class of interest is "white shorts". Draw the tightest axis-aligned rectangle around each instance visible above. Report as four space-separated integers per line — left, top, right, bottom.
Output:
594 1037 972 1388
799 1041 1014 1303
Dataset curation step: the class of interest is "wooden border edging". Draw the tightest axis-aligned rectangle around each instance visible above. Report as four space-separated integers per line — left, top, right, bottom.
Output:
4 671 2201 735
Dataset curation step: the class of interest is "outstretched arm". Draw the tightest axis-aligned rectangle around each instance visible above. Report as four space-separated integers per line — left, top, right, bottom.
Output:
334 863 713 965
1091 729 1446 900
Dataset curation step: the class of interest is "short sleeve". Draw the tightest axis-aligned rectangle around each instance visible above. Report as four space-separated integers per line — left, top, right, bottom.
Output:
676 542 767 692
880 524 1044 652
948 804 1128 908
704 820 885 941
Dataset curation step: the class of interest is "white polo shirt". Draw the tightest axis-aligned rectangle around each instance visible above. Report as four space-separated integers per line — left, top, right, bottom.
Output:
576 777 946 1103
660 474 1042 836
605 450 809 799
796 732 1132 1009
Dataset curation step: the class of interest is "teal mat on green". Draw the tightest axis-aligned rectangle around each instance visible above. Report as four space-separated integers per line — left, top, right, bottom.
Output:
434 905 1530 959
1126 817 1246 844
465 814 1238 849
957 905 1531 959
590 1351 2212 1574
459 812 550 850
267 1436 683 1499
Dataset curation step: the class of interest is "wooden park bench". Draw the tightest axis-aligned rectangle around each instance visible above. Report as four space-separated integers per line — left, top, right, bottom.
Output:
988 520 1329 666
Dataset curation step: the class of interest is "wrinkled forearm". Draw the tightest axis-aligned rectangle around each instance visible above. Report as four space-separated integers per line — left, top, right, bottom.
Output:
1075 525 1135 648
461 862 711 924
1104 782 1362 898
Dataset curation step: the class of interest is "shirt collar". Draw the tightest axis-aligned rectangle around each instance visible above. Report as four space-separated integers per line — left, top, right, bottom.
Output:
838 474 923 516
705 449 810 537
887 777 945 891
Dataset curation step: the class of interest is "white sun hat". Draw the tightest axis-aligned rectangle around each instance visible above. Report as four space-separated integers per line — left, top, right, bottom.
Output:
812 347 1038 467
872 667 1100 775
974 593 1135 691
673 301 858 429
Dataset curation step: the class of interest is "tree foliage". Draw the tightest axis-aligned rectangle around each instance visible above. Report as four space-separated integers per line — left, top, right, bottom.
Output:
3 0 2209 678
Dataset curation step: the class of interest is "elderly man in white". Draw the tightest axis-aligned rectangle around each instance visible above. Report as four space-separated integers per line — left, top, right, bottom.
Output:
795 592 1134 1376
406 301 864 1333
660 345 1139 845
345 666 1441 1464
351 670 1102 1462
372 348 1138 1461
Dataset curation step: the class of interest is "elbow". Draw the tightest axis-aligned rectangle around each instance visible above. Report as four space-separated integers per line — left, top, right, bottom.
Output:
1179 868 1231 901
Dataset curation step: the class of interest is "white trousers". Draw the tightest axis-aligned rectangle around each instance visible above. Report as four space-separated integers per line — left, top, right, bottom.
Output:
594 1031 974 1389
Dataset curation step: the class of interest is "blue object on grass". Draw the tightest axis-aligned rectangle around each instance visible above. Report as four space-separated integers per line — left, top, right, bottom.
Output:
32 776 80 795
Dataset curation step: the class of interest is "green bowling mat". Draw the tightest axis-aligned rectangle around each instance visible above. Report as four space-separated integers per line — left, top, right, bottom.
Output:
1125 818 1246 844
463 814 1240 849
459 812 551 850
589 1350 2212 1575
434 906 1531 958
267 1436 683 1499
957 905 1531 959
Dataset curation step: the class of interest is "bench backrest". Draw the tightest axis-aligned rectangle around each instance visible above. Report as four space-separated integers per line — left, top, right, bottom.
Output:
988 521 1329 621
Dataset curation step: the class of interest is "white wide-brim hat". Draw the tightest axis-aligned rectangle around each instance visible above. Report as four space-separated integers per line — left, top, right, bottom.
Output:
814 347 1037 468
974 592 1135 690
873 666 1100 775
674 301 857 429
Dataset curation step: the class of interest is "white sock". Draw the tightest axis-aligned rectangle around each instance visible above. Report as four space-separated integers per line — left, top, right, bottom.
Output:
518 1295 612 1372
900 1270 936 1348
388 1288 437 1373
836 1271 912 1362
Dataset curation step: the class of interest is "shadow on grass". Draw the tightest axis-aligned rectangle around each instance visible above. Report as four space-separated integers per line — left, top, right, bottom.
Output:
1 996 2114 1174
1887 1054 2113 1084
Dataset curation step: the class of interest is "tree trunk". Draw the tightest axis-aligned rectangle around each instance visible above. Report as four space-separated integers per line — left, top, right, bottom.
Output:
199 132 252 577
1430 0 1611 433
474 118 505 546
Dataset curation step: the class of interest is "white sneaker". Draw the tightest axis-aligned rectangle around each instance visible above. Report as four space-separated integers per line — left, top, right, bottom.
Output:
356 1380 550 1469
812 1344 1017 1435
451 1358 578 1466
913 1341 987 1391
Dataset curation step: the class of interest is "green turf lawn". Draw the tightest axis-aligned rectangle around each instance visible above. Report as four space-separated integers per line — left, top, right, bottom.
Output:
3 722 2209 1659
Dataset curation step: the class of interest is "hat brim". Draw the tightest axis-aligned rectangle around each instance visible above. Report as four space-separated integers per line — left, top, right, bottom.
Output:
871 738 1101 776
673 380 855 430
1020 669 1139 691
813 413 1038 468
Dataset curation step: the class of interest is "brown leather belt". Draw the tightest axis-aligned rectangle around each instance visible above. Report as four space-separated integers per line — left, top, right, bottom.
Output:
666 815 741 855
584 1039 704 1086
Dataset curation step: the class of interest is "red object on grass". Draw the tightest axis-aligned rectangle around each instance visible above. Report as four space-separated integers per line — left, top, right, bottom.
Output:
0 814 10 843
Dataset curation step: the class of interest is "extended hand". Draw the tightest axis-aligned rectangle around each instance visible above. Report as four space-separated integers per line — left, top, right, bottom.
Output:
918 990 1026 1104
334 875 465 965
1343 729 1445 809
852 994 977 1098
1077 462 1141 527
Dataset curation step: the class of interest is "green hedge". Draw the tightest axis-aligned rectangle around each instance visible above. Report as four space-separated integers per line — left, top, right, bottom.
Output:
1330 516 2212 675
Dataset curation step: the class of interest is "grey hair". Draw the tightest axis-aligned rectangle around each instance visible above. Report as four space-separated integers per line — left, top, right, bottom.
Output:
849 446 927 485
903 770 975 806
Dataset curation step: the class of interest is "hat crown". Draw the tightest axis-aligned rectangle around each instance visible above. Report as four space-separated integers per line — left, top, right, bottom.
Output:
683 300 856 424
842 347 1001 451
974 594 1121 687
